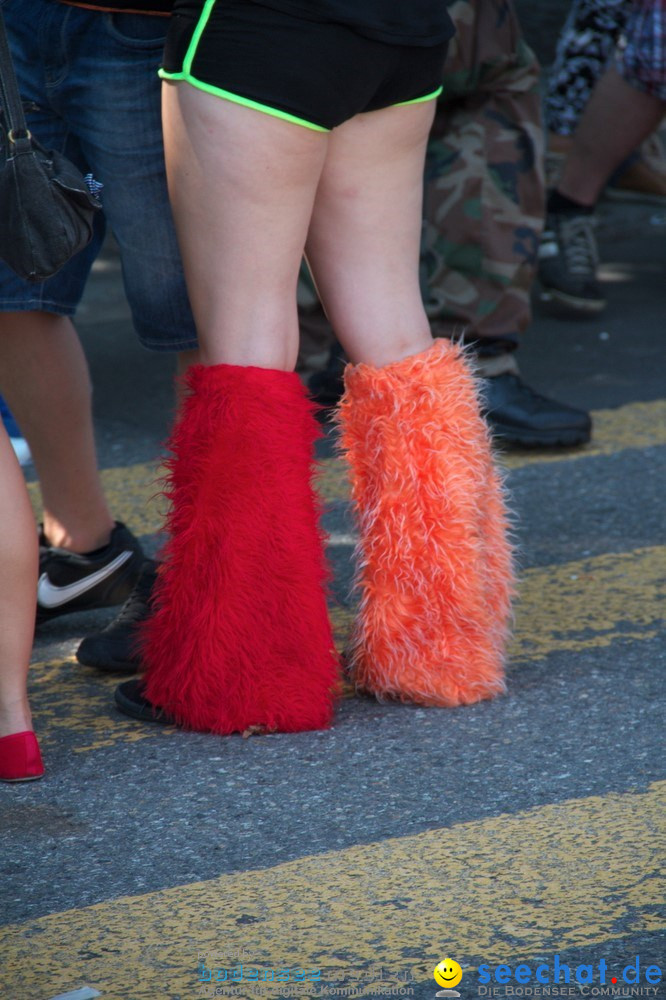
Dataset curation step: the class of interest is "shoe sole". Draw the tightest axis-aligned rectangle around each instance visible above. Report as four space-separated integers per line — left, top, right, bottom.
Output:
114 686 174 725
76 646 141 674
490 423 591 448
538 287 606 318
604 187 666 207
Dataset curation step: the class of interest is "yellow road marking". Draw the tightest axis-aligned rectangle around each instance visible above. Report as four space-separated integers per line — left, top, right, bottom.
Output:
28 462 167 537
512 546 664 661
331 545 664 663
317 398 666 500
26 399 666 517
30 546 664 753
2 783 664 1000
501 397 666 471
28 655 177 754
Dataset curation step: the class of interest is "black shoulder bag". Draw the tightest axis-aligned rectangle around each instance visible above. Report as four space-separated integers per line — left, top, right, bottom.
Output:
0 10 102 283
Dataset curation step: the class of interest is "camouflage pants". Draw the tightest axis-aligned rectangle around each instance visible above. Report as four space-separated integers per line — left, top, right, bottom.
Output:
297 0 545 373
424 0 544 356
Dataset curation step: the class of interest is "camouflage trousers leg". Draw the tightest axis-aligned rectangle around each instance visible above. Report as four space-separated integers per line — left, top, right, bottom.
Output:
424 0 545 362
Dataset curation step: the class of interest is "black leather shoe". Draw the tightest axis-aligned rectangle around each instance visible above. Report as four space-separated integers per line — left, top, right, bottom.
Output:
76 559 158 673
114 679 175 725
481 373 592 447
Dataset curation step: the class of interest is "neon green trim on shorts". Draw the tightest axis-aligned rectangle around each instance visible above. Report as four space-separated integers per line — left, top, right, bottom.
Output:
159 69 330 132
394 85 443 107
182 0 217 76
161 0 328 132
163 0 439 131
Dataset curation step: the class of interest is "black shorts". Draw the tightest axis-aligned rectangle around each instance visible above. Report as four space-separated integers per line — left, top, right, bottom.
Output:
162 0 448 131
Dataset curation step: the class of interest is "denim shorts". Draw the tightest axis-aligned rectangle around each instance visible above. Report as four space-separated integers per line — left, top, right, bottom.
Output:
0 0 197 351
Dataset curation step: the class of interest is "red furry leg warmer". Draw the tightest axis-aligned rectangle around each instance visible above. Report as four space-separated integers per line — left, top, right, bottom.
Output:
141 364 339 733
336 339 514 707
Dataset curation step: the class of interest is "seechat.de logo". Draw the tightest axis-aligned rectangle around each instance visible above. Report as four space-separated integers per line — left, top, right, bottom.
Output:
435 958 464 997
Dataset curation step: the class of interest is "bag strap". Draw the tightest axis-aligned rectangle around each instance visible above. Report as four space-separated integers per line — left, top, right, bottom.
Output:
0 11 32 150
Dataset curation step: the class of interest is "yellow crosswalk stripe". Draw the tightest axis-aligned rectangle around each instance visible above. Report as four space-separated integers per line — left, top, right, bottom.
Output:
25 399 666 521
30 546 665 753
331 544 664 662
502 397 666 470
29 461 167 537
2 783 664 1000
317 399 666 500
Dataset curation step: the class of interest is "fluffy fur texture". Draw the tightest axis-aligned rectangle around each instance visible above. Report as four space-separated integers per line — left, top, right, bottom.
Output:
141 364 339 734
336 339 514 707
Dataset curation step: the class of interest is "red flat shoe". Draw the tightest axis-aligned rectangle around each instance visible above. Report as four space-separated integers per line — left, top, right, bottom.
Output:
0 731 44 782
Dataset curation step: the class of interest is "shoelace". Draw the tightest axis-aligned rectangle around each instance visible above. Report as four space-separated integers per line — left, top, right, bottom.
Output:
113 571 156 625
559 215 599 277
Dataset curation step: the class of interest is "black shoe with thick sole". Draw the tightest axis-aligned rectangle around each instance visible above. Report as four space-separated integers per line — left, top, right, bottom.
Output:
37 521 144 625
76 559 158 672
309 351 593 448
481 373 592 448
114 678 175 725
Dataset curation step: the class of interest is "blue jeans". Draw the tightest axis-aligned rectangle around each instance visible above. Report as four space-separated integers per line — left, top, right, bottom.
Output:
0 0 197 351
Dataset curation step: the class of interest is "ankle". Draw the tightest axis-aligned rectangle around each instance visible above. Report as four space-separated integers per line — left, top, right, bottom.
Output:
548 189 595 215
0 697 33 739
42 518 115 554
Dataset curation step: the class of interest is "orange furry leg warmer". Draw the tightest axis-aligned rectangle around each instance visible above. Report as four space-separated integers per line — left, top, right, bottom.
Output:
336 339 514 707
141 363 339 734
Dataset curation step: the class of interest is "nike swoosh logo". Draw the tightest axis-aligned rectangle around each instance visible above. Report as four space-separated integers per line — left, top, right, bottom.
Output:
37 550 133 609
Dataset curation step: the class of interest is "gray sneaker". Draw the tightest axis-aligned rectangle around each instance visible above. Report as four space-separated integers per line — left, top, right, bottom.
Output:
538 212 606 317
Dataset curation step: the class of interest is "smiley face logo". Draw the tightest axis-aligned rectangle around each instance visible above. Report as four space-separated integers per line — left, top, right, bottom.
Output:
434 959 463 989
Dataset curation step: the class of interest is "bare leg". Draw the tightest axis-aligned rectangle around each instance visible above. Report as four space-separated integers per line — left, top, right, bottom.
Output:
0 424 37 738
558 67 665 206
0 312 114 552
164 87 433 369
305 102 435 365
162 84 328 368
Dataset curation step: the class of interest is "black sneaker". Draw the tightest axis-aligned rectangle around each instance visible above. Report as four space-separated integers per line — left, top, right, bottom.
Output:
76 559 158 672
114 678 175 725
537 212 606 316
481 373 592 448
37 521 144 625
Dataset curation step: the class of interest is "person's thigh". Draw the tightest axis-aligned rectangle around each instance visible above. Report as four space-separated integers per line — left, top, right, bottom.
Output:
0 0 104 316
306 102 436 368
162 81 327 368
61 11 197 351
